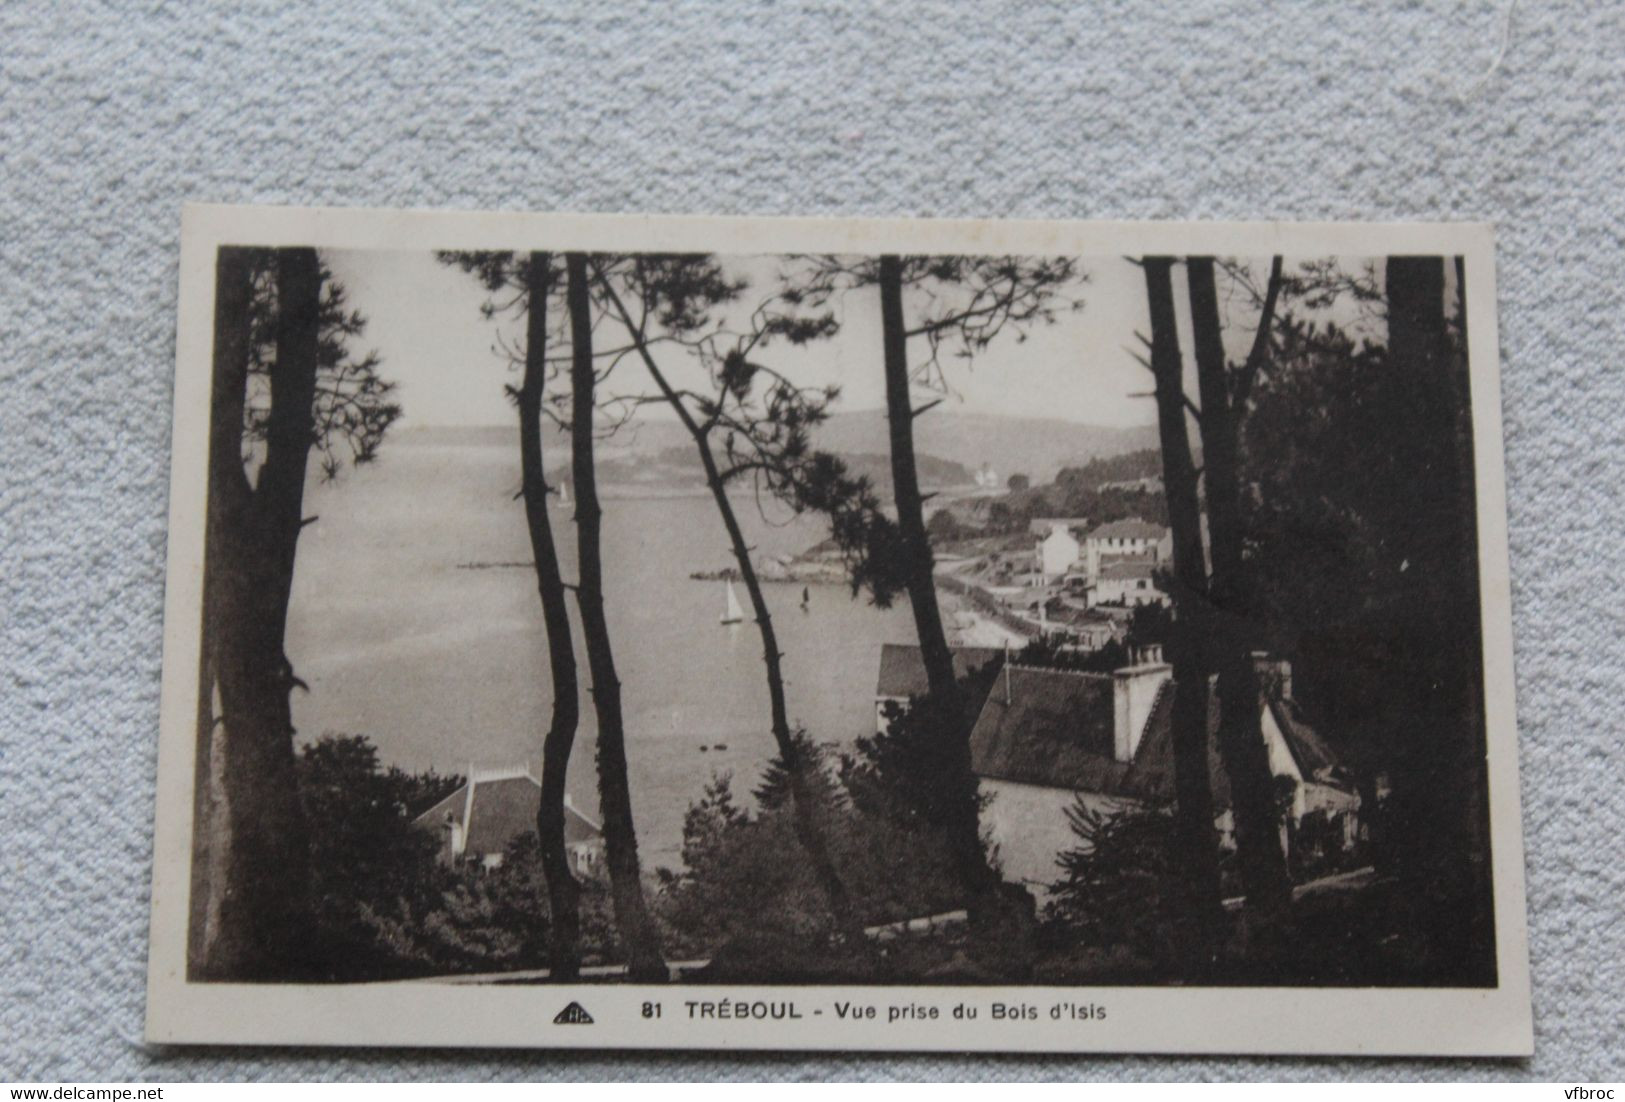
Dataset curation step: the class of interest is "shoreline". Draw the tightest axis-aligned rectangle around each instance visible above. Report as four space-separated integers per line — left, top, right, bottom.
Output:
938 583 1032 648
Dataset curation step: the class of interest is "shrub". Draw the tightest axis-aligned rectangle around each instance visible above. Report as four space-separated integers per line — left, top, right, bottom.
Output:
1044 801 1184 963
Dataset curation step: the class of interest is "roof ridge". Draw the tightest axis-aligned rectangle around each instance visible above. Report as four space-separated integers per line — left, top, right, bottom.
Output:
564 801 604 834
1266 694 1344 781
1006 663 1113 681
467 764 540 786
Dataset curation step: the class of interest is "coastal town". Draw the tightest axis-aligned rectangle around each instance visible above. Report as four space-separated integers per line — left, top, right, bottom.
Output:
447 454 1369 917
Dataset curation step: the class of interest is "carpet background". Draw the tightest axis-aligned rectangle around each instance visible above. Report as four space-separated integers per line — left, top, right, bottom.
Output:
2 0 1621 1081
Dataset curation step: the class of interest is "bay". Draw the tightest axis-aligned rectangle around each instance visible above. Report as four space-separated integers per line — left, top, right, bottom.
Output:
285 432 919 866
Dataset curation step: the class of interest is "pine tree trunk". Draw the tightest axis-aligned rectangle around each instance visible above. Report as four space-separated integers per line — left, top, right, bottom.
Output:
1141 257 1226 961
565 252 667 983
877 254 1016 939
1186 257 1292 920
1385 255 1492 981
205 247 322 980
592 266 867 950
1449 253 1494 979
191 246 257 977
691 435 865 945
518 253 584 982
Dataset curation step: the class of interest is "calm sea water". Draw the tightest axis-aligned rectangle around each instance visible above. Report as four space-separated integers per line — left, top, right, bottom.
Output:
286 435 918 865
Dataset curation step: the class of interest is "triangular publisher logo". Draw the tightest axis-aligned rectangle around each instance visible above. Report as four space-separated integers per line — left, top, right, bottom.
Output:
553 1001 594 1025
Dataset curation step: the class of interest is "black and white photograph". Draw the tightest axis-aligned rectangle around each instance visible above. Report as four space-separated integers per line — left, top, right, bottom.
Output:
144 208 1529 1055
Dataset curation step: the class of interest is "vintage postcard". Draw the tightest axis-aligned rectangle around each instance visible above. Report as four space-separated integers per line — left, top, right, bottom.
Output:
146 206 1530 1055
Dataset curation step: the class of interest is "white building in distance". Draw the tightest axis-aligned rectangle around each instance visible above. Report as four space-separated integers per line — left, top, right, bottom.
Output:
1083 518 1172 580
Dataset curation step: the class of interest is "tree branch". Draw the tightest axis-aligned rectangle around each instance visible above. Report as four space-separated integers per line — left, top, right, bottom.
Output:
1232 255 1284 411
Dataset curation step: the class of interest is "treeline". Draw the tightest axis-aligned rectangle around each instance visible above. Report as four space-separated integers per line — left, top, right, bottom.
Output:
967 483 1169 537
1129 254 1490 983
1240 259 1490 981
291 725 968 982
1054 446 1167 489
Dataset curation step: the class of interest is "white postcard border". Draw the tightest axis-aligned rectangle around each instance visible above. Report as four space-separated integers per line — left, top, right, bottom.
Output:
146 205 1531 1056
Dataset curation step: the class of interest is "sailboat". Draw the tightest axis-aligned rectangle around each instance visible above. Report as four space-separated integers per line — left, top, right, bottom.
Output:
554 480 571 508
721 578 745 625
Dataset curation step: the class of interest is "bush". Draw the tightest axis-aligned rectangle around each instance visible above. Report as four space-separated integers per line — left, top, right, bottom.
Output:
1287 808 1366 883
410 832 619 974
295 734 456 980
1044 801 1185 964
656 729 968 975
292 733 624 980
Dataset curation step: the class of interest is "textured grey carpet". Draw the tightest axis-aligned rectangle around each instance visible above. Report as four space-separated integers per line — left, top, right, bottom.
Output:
2 0 1621 1082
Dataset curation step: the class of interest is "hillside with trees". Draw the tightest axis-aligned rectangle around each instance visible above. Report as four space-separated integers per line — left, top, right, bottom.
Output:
932 448 1172 539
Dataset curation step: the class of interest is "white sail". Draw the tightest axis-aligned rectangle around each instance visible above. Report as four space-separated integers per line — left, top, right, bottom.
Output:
721 579 744 624
555 480 570 507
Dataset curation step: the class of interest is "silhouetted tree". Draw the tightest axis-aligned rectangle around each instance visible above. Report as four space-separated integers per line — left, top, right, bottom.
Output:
294 734 458 980
196 246 400 980
1382 255 1491 981
594 255 868 944
1240 255 1492 983
1048 803 1183 967
1137 257 1225 963
435 249 585 980
1186 255 1293 921
786 253 1078 947
564 252 668 982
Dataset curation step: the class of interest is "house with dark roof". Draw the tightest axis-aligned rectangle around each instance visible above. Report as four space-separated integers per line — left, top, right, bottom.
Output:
1048 606 1125 650
874 643 1005 732
1091 557 1168 607
413 765 604 876
966 652 1359 896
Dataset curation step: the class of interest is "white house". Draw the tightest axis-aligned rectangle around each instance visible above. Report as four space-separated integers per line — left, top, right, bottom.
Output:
965 654 1359 898
1083 518 1172 580
413 765 605 876
1035 525 1083 582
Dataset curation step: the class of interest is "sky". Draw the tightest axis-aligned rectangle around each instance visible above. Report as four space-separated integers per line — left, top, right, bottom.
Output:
320 249 1369 430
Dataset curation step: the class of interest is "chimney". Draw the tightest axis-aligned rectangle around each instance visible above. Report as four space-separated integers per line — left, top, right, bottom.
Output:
1251 652 1292 700
1113 658 1172 762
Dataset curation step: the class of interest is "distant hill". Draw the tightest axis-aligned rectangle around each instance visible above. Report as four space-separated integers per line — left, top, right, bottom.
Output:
837 451 972 490
810 410 1158 485
396 411 1152 489
597 445 971 491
